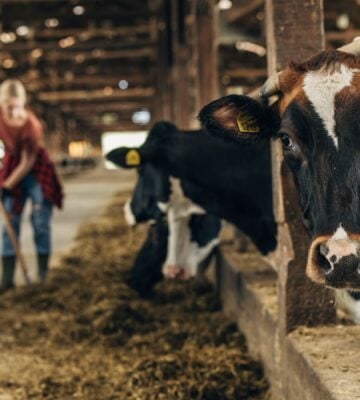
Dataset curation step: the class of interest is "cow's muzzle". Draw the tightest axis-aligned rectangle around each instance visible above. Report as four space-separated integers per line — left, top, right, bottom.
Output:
307 235 360 289
162 265 191 280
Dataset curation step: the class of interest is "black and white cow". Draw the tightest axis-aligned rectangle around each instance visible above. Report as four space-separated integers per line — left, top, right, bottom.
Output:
198 43 360 321
127 220 168 296
110 137 222 281
107 121 277 256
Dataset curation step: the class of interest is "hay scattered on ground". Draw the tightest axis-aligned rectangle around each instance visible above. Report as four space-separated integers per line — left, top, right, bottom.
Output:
0 192 269 399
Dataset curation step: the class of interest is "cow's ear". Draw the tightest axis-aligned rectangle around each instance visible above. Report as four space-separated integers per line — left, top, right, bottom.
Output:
198 95 279 141
147 120 178 139
106 147 143 169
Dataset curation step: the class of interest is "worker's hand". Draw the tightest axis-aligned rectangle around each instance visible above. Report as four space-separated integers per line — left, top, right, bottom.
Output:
0 187 13 202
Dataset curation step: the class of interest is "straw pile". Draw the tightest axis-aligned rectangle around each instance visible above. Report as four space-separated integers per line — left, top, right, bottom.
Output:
0 192 269 399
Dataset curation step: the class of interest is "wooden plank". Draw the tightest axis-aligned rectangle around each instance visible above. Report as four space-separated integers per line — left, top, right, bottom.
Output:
223 67 268 79
196 0 219 107
60 102 151 113
28 26 150 40
38 87 155 102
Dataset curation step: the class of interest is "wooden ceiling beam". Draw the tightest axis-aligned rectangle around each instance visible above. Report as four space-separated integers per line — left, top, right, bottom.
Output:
38 87 155 102
12 25 151 40
325 30 360 42
222 67 268 79
9 47 156 64
60 102 152 113
2 40 154 53
25 75 155 90
52 48 155 61
87 122 151 132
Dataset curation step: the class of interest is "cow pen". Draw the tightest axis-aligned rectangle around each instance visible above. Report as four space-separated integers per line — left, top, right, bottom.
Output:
0 1 359 399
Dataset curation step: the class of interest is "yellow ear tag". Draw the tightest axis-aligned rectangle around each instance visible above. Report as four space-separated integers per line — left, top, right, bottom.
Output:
125 149 141 166
236 111 260 134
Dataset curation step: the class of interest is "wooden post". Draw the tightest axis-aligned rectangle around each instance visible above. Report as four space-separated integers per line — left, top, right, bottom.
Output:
195 0 219 108
266 0 335 333
168 0 202 129
265 0 335 395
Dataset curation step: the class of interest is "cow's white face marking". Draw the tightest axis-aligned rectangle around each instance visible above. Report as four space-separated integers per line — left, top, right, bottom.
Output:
123 198 136 226
303 64 357 149
164 210 219 278
323 224 358 268
163 177 218 278
331 224 348 241
335 290 360 324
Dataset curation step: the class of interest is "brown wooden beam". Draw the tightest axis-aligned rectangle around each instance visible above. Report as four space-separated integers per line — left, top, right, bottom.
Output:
265 0 335 392
38 87 155 102
196 0 219 108
2 40 155 53
86 122 151 132
325 30 360 42
12 47 155 63
25 75 155 91
222 67 267 79
60 102 151 113
30 25 150 40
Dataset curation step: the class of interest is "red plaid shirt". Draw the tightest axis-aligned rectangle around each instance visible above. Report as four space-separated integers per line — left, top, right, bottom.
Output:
0 147 64 214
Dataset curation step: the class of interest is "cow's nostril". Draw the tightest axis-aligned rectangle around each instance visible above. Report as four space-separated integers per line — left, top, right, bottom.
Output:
319 243 329 257
316 243 333 275
330 255 337 264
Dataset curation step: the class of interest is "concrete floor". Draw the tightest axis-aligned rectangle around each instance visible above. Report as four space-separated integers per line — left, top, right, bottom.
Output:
3 164 135 286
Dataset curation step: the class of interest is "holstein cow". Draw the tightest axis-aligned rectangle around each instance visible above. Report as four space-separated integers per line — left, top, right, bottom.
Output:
107 121 277 256
128 220 168 296
109 136 221 283
198 42 360 321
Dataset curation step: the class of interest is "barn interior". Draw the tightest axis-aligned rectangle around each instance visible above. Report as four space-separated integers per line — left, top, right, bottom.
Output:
1 0 359 154
0 1 359 399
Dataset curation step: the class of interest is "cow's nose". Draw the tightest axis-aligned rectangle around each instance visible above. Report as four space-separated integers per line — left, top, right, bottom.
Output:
307 236 360 288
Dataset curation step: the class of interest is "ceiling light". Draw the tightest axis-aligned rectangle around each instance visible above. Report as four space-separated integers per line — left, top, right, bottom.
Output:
132 109 151 125
59 36 76 48
118 80 128 90
336 14 350 30
235 41 266 57
75 53 86 63
103 86 113 96
16 25 29 36
64 71 75 81
31 48 43 59
45 18 59 28
0 32 16 44
102 113 118 125
73 5 85 15
218 0 232 10
3 59 16 69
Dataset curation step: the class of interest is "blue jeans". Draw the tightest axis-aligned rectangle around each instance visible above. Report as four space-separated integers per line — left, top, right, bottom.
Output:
2 175 52 256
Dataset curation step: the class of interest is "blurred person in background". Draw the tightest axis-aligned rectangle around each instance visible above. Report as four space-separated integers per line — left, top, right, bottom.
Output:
0 79 63 291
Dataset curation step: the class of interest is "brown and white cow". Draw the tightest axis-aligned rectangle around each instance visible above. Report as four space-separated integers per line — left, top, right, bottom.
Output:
199 40 360 292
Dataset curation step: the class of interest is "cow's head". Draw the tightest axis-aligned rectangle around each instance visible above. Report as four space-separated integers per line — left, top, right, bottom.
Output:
106 121 175 225
106 121 220 280
200 44 360 289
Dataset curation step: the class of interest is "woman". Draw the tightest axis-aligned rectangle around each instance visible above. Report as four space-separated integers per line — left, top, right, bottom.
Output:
0 79 63 290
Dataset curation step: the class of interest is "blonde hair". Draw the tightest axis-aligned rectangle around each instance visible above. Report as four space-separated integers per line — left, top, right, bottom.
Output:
0 79 26 105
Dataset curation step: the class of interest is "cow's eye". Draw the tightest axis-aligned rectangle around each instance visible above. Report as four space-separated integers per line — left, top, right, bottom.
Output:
279 133 293 149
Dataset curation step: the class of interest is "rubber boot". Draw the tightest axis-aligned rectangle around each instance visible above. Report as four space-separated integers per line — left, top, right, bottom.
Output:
38 254 49 283
1 256 16 291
